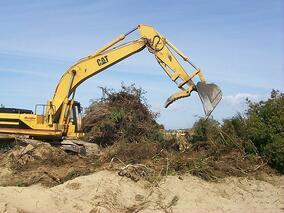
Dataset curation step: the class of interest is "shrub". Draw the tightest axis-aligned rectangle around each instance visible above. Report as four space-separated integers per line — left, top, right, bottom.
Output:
263 135 284 173
189 89 284 173
245 90 284 172
188 118 220 143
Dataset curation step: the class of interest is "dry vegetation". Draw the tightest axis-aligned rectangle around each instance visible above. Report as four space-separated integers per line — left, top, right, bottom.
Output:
0 138 101 187
0 85 282 187
81 84 278 182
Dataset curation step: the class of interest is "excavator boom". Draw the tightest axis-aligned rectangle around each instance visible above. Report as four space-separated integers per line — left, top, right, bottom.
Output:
0 24 222 139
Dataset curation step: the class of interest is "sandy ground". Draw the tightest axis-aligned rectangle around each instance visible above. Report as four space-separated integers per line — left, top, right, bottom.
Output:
0 171 283 213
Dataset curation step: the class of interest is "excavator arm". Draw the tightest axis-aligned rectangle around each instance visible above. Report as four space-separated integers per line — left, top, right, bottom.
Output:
50 24 222 126
0 24 222 139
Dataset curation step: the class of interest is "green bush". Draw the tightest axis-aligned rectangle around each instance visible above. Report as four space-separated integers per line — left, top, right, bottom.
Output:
222 114 247 139
245 90 284 173
187 90 284 173
188 118 220 143
263 135 284 173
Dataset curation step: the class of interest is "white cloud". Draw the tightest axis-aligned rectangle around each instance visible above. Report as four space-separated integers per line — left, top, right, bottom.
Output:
222 93 269 106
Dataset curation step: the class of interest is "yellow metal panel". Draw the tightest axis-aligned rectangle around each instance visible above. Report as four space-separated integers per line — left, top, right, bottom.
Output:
0 121 19 125
0 127 62 137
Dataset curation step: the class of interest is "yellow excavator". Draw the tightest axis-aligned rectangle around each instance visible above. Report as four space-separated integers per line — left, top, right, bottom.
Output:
0 24 222 140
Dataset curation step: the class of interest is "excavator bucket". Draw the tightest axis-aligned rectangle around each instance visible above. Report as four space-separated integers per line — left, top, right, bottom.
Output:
164 82 222 118
196 82 222 118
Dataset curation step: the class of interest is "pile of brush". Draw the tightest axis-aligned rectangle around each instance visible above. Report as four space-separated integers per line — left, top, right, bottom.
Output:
82 84 164 147
82 84 276 182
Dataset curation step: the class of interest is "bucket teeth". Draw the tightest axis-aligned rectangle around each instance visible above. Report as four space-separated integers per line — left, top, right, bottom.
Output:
164 82 222 118
164 90 191 108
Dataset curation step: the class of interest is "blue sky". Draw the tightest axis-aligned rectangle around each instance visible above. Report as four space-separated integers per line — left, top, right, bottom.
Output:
0 0 283 129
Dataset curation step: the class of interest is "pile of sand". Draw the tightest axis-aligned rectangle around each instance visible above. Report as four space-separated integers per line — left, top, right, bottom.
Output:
0 170 283 213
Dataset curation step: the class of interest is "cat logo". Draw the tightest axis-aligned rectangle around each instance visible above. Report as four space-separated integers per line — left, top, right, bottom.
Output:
97 55 109 66
24 116 36 120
